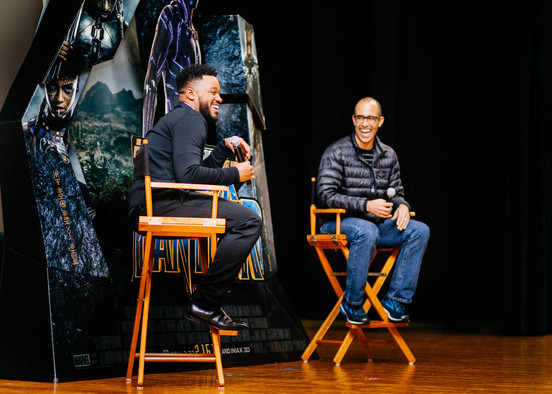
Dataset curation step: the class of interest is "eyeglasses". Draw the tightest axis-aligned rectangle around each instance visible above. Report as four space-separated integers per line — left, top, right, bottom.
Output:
354 115 381 124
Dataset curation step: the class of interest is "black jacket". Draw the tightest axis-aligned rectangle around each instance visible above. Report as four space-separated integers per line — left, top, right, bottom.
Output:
317 133 410 224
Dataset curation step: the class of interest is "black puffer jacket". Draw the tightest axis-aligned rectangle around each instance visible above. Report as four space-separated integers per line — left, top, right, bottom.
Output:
317 133 410 224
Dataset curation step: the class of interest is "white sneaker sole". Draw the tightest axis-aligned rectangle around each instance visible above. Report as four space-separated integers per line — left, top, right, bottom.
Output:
382 306 410 323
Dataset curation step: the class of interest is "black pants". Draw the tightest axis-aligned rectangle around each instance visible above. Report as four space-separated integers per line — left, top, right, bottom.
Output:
130 191 263 310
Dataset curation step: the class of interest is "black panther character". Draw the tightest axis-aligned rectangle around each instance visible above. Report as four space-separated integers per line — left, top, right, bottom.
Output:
72 0 127 68
142 0 200 135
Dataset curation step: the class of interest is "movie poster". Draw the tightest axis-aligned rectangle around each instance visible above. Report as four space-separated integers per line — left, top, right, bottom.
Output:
21 0 139 271
2 0 306 381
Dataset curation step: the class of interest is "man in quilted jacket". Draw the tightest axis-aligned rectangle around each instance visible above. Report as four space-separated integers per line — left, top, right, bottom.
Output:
317 97 430 324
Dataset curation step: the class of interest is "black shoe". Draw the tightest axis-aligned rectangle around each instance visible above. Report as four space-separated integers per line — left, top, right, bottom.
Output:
186 303 249 331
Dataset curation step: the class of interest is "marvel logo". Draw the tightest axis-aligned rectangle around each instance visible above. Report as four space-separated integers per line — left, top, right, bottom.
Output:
73 354 91 368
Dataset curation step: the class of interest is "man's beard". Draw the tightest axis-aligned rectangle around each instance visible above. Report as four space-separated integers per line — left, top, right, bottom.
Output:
199 99 218 126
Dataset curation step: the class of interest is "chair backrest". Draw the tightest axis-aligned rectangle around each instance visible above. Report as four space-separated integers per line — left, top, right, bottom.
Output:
309 177 346 237
133 137 228 225
132 137 154 217
131 136 144 164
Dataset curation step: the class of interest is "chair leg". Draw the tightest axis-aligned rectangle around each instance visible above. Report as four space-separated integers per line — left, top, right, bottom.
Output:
314 246 344 296
125 275 145 382
301 294 344 361
126 232 154 383
364 250 396 322
355 328 375 361
334 326 374 365
137 259 154 389
198 238 209 275
333 327 356 365
386 325 416 364
210 327 225 388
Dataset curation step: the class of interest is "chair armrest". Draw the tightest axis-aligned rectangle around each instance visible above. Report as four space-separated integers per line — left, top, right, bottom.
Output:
316 208 413 216
313 208 346 214
148 182 228 219
150 182 229 192
309 206 347 235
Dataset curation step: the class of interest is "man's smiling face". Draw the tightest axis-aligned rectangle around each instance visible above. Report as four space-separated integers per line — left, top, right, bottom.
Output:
194 75 222 124
352 99 384 150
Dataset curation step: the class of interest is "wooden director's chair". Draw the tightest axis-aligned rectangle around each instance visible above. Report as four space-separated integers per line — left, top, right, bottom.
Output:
301 178 416 365
126 138 238 389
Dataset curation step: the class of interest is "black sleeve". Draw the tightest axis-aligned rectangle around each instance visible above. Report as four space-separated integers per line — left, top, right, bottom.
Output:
172 112 239 185
202 139 233 169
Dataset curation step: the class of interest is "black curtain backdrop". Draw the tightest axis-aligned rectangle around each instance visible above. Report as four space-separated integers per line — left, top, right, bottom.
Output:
192 1 550 334
505 1 551 335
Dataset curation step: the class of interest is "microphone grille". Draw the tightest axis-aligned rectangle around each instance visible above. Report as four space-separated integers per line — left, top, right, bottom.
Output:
229 136 240 148
386 187 396 198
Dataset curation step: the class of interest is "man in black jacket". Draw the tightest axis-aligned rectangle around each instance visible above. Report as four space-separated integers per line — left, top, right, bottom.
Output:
128 64 262 331
317 97 429 324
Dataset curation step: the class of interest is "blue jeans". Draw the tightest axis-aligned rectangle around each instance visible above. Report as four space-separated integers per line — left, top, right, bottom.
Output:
320 217 429 306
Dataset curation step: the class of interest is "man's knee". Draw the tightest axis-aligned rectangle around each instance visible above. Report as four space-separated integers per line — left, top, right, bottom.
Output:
248 212 263 238
346 219 379 245
411 221 430 242
230 205 263 238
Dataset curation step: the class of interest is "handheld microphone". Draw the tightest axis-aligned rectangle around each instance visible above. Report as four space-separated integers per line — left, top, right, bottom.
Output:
386 187 396 202
230 136 246 162
229 136 251 185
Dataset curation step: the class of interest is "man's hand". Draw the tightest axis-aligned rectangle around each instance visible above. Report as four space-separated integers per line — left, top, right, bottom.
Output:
366 199 393 219
225 136 251 161
234 161 255 182
391 203 410 231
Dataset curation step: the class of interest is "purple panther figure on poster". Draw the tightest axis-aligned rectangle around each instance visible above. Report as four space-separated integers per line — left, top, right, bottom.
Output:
142 0 200 135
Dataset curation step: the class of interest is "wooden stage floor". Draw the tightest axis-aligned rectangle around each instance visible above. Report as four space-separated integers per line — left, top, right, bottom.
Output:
1 320 551 393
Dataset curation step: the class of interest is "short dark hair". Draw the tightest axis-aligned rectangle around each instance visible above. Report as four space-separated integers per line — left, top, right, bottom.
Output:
176 64 218 91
